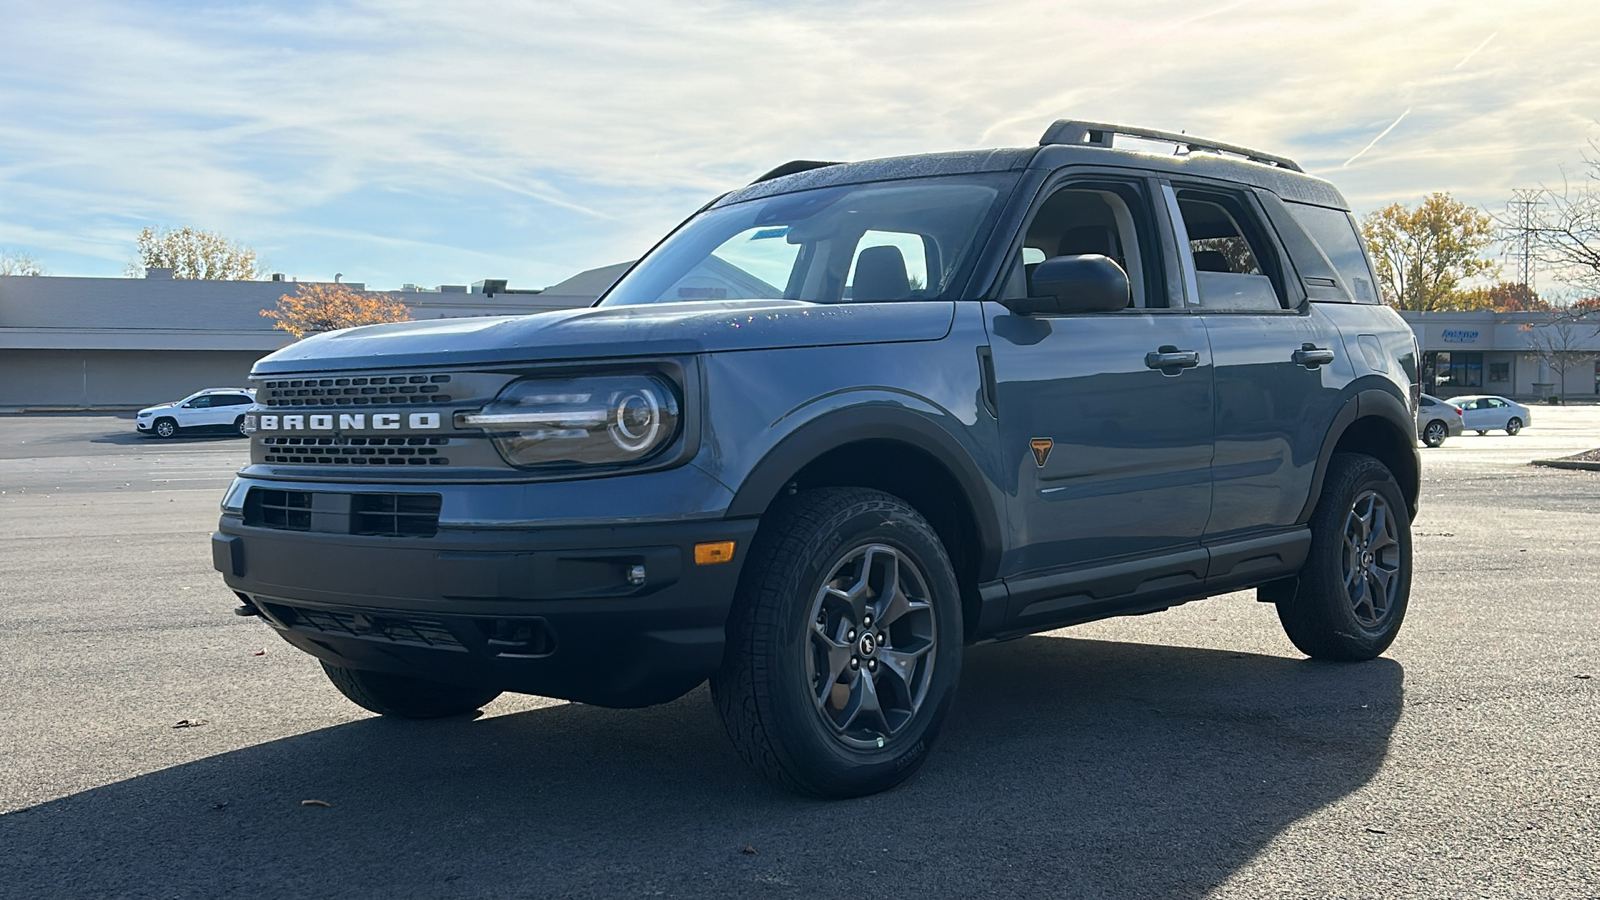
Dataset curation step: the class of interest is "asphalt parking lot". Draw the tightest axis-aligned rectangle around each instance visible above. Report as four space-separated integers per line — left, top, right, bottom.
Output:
2 410 1597 899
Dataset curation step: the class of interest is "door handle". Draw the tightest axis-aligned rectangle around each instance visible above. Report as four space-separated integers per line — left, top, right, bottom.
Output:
1293 343 1336 368
1145 346 1200 373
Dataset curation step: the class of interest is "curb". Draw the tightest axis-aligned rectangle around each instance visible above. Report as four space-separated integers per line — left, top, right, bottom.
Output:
1530 459 1600 471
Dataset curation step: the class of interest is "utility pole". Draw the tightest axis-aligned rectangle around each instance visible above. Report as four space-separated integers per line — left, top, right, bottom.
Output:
1507 188 1545 290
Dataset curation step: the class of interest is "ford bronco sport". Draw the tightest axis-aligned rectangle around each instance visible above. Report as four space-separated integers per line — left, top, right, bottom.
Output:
213 121 1420 798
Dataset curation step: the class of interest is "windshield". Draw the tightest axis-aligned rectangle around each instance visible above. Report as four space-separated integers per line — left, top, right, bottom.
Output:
600 174 1013 307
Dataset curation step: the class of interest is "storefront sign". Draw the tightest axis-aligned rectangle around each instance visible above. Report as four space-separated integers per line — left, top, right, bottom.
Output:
1441 329 1480 343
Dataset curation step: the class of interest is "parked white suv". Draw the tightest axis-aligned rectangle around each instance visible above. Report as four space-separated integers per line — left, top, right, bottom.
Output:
136 389 257 438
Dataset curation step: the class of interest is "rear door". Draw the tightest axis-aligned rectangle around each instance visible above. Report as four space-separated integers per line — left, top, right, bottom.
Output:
1162 181 1353 542
985 174 1214 622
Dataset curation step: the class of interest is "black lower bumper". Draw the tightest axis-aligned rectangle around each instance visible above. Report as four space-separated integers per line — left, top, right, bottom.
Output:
213 516 758 707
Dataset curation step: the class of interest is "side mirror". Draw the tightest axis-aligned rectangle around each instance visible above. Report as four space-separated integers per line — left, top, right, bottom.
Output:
1006 254 1129 315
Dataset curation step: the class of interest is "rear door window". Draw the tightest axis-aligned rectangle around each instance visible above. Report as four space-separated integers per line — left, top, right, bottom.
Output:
1173 189 1287 311
1286 202 1379 304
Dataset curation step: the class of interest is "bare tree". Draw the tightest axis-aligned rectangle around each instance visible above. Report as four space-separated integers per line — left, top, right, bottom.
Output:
1520 308 1600 402
0 248 46 276
125 226 264 280
1497 148 1600 296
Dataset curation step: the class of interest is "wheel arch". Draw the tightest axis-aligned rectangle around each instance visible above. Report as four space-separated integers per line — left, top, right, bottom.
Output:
1301 388 1421 522
725 408 1004 639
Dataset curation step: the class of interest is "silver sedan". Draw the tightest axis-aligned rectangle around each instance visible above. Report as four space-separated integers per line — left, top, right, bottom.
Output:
1452 395 1532 436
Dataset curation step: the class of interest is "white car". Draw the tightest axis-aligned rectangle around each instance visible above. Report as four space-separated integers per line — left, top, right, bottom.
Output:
135 388 257 438
1451 395 1531 436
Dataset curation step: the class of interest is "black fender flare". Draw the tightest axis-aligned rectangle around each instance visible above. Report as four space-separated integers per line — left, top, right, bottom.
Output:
1299 384 1421 522
725 406 1004 582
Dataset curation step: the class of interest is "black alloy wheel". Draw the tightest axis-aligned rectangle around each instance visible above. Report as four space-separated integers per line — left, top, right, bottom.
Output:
1274 452 1412 661
713 487 962 799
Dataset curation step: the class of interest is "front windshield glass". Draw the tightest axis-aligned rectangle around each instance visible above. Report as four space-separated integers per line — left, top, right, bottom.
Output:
600 174 1013 306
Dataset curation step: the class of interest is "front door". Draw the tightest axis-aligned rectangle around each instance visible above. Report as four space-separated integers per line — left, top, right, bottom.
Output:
984 177 1214 622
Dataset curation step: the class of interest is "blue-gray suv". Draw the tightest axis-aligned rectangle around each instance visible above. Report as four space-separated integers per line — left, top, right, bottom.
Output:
213 121 1421 798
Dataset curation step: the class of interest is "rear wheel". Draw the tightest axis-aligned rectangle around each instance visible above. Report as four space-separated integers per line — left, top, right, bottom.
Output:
1506 417 1523 435
1275 453 1411 661
712 488 962 798
1475 429 1487 436
1422 420 1447 447
152 418 178 438
321 662 500 718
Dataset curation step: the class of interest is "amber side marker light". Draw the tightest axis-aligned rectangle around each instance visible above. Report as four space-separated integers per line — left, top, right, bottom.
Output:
695 541 736 565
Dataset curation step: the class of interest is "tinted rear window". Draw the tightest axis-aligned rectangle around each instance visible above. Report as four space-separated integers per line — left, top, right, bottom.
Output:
1286 202 1378 304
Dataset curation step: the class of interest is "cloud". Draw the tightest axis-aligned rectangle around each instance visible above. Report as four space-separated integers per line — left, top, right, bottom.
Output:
0 0 1597 287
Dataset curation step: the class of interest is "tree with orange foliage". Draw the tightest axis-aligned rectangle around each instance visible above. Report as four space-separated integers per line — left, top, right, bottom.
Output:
1449 281 1550 312
261 282 412 340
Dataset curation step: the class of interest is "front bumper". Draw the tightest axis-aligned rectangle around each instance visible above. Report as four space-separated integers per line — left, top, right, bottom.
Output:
214 513 758 708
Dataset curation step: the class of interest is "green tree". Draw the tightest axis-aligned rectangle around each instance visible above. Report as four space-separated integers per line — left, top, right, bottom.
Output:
126 226 264 280
1360 193 1496 311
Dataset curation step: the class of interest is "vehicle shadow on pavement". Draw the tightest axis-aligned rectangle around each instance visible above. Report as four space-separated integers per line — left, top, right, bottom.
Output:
90 431 244 446
0 636 1402 898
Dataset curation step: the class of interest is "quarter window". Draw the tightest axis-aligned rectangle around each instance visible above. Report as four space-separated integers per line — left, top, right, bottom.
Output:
1286 202 1380 304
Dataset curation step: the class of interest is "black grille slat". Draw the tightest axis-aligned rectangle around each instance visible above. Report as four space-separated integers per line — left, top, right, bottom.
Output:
261 374 452 407
260 435 450 466
352 493 442 537
266 604 465 651
242 489 441 537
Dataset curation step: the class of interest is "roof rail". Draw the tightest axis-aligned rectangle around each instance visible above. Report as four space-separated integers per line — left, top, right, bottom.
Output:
751 160 841 184
1038 120 1303 172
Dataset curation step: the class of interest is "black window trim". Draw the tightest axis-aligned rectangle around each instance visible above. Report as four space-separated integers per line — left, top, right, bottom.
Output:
994 168 1179 314
1164 177 1306 316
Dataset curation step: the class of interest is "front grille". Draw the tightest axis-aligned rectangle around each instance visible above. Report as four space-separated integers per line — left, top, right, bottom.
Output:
352 493 442 537
245 489 312 531
260 374 453 408
261 603 465 651
242 488 441 537
260 435 450 466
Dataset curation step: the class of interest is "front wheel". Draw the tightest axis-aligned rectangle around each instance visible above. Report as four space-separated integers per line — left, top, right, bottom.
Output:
321 662 501 718
153 418 178 439
1422 420 1447 448
235 415 249 437
1275 453 1411 661
712 488 963 799
1506 417 1523 435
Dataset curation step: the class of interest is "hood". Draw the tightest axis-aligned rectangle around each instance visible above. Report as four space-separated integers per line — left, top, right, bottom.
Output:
139 402 177 414
251 300 956 375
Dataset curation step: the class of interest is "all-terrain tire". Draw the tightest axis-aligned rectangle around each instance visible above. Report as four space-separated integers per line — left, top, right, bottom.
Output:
711 488 962 799
321 662 501 718
1276 452 1411 661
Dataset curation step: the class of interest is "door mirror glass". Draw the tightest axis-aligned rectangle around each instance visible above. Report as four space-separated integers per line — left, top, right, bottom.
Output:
1006 254 1129 315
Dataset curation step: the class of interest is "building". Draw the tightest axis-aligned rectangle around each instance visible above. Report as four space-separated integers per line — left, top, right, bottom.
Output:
1401 310 1600 401
0 263 629 410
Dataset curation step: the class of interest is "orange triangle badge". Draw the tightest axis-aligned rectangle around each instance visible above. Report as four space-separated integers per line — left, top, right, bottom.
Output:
1030 438 1053 468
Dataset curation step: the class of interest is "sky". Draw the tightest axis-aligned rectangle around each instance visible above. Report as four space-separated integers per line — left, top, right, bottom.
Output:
2 0 1599 291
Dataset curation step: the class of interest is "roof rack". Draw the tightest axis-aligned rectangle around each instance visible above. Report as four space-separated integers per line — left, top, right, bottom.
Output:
1038 120 1303 172
751 160 841 184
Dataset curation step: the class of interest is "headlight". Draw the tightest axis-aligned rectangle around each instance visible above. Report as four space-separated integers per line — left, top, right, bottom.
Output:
457 374 681 469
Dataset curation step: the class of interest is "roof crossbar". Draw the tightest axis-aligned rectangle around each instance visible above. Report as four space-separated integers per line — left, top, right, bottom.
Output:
1039 120 1303 172
751 160 842 184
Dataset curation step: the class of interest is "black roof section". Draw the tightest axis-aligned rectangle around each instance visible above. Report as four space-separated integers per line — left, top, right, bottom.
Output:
719 148 1035 206
718 121 1346 210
